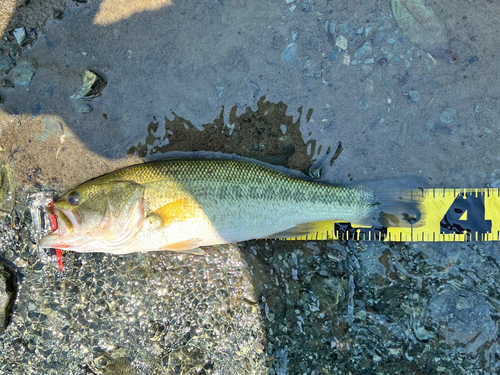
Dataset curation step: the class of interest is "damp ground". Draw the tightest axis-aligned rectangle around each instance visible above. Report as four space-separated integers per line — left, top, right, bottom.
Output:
0 0 500 374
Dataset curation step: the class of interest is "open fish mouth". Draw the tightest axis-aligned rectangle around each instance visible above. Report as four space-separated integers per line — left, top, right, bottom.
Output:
38 204 83 249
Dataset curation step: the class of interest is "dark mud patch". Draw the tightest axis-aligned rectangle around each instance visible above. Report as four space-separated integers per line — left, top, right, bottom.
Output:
127 96 319 173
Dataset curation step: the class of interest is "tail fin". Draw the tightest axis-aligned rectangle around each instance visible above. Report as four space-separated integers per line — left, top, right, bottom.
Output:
359 178 426 228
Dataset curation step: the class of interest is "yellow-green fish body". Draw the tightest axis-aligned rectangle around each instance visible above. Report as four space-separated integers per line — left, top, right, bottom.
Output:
39 159 421 254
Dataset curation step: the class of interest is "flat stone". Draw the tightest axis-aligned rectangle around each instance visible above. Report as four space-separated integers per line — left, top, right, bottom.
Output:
354 41 372 59
10 60 36 87
281 43 297 64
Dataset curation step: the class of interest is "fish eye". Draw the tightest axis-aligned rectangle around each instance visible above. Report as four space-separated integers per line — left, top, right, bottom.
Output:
67 192 80 206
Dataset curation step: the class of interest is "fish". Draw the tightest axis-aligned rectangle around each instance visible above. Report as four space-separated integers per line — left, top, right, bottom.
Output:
39 158 424 254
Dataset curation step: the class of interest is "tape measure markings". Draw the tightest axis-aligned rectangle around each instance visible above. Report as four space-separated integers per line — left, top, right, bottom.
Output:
282 188 500 242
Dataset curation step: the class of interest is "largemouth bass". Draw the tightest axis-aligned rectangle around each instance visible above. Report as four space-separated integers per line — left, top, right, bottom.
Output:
39 159 423 254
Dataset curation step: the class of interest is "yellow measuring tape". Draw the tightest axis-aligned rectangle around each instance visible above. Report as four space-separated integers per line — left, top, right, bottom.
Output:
287 188 500 242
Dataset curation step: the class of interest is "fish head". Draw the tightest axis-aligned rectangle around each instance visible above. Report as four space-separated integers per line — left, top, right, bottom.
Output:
40 178 145 252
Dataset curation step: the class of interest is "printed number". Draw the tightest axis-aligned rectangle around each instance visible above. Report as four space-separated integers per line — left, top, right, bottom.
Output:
440 193 491 239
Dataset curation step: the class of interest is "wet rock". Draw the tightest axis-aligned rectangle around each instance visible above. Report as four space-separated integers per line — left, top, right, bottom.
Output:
81 104 93 114
9 45 20 61
0 55 15 75
10 60 36 87
354 42 372 60
408 90 422 102
13 27 26 46
440 107 456 124
0 262 18 333
281 43 297 64
71 69 107 101
1 79 13 88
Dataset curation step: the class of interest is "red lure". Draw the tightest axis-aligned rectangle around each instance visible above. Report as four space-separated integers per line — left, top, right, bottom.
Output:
46 200 63 272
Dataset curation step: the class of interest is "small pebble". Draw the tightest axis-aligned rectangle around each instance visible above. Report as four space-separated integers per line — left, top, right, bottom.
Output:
81 104 93 114
354 42 372 60
9 45 20 61
13 27 26 46
408 90 422 102
329 49 339 61
440 107 456 124
373 32 385 45
335 35 348 51
282 43 297 63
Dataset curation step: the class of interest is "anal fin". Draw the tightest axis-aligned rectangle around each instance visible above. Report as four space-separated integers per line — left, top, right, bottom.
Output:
266 222 326 239
160 238 205 255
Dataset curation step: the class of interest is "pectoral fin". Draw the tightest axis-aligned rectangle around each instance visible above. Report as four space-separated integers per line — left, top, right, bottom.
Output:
146 199 196 228
160 238 205 255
